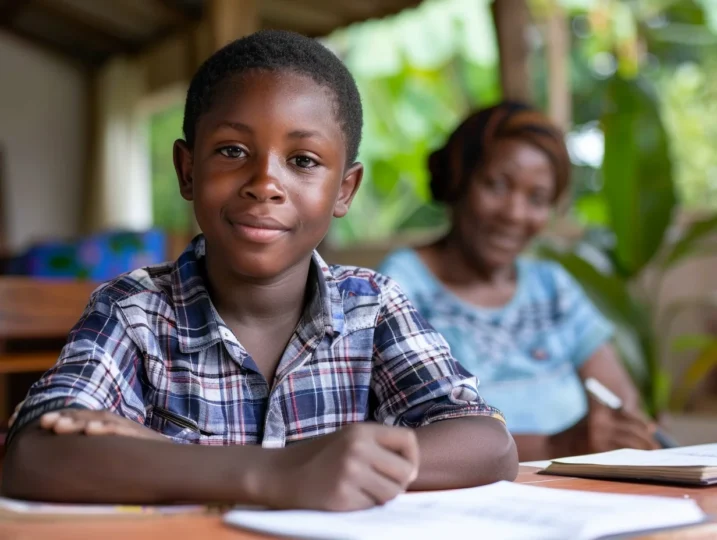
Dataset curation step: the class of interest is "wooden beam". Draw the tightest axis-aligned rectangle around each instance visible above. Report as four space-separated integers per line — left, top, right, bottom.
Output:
0 24 93 67
0 144 6 256
545 3 571 130
0 0 27 25
154 0 202 23
491 0 533 103
208 0 258 51
32 0 141 55
261 0 344 35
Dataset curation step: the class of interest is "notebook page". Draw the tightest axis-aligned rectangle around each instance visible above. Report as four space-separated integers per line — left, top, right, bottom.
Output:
552 448 717 467
223 481 704 540
665 443 717 459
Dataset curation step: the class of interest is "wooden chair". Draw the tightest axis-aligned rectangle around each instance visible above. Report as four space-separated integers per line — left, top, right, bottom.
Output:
0 277 97 422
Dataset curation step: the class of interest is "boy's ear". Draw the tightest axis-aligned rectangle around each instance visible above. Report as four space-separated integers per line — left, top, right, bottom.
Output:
333 163 364 218
173 139 194 202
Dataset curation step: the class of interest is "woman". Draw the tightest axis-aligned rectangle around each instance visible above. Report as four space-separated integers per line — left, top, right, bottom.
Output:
379 102 658 460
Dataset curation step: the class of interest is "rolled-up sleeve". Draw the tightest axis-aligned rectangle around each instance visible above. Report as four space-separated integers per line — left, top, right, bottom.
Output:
371 276 505 428
7 289 147 443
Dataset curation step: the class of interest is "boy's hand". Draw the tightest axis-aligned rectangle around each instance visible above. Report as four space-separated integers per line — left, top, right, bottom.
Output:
586 403 660 452
39 409 168 442
266 423 419 511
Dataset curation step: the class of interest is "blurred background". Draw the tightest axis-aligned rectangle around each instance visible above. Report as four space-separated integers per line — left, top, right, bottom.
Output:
2 0 717 441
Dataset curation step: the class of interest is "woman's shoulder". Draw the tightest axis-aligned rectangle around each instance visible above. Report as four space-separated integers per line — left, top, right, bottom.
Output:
377 247 439 298
517 257 577 297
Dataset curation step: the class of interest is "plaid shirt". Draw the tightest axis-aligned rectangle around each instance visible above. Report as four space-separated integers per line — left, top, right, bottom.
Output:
10 236 503 448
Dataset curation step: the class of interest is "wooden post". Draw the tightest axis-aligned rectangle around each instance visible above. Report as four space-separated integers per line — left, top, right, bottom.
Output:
545 3 571 130
491 0 533 103
207 0 258 51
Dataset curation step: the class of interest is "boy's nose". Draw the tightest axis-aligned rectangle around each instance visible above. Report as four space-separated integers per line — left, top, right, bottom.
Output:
239 156 286 203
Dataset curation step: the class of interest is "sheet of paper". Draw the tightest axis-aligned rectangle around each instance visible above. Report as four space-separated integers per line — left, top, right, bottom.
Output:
553 448 717 467
665 443 717 459
520 460 552 469
0 497 203 516
223 481 705 540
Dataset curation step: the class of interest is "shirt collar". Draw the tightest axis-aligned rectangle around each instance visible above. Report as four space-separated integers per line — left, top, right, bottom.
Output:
171 235 344 354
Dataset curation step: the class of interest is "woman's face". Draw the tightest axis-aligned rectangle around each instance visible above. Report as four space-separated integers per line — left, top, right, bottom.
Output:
452 138 556 272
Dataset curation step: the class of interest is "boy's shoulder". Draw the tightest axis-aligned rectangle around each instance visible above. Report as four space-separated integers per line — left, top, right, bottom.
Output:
326 262 399 300
88 260 175 310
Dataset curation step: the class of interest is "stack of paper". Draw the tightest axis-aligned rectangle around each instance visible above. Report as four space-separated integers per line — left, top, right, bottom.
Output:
541 444 717 485
0 498 205 521
223 481 705 540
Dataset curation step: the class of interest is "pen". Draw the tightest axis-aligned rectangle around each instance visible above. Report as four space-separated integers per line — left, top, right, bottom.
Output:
584 377 680 449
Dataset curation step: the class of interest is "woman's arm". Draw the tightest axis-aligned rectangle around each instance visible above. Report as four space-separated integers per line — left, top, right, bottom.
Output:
577 344 641 409
511 344 656 461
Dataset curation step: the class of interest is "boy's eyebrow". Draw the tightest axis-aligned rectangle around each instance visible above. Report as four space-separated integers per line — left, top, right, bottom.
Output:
218 121 253 133
216 123 327 141
287 129 328 141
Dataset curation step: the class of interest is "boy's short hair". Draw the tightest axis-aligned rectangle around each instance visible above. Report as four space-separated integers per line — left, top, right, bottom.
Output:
183 30 363 164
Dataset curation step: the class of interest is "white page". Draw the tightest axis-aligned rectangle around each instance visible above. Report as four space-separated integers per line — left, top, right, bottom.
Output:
665 443 717 459
552 448 717 467
223 481 704 540
0 497 203 516
520 460 552 469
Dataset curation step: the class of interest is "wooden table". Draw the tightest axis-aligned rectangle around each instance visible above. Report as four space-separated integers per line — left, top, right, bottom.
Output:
3 467 717 540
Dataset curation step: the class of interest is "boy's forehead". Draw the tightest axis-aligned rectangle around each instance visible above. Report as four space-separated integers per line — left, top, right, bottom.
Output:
197 70 346 142
215 70 335 106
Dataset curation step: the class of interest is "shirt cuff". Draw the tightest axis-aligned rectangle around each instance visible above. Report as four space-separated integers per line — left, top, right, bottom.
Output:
6 395 98 447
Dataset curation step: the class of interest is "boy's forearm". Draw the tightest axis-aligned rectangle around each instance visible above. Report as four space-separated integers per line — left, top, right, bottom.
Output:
410 416 518 491
1 423 272 504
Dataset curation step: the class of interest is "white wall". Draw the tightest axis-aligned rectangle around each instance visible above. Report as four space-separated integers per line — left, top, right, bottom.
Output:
0 31 87 252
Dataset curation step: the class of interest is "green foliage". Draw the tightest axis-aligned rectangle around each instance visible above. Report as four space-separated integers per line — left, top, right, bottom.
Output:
601 76 677 276
324 0 499 247
149 105 191 233
539 74 717 415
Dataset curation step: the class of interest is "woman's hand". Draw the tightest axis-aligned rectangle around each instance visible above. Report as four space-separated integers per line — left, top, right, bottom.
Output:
585 402 660 452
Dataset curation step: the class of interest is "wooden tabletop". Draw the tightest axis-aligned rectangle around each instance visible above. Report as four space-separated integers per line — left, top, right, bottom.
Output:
3 466 717 540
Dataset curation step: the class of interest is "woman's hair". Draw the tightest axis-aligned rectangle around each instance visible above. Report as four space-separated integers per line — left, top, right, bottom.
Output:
428 101 570 204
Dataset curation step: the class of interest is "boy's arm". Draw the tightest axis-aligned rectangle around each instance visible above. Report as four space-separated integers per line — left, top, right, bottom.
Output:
3 419 419 509
2 422 267 504
412 417 517 490
371 277 518 490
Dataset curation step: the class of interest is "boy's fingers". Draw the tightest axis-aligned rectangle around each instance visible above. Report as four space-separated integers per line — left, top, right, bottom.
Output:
359 467 405 505
52 416 86 434
372 426 420 473
84 420 114 435
39 411 61 429
370 445 418 487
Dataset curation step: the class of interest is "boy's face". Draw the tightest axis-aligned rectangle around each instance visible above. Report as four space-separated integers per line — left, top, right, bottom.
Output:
174 70 362 280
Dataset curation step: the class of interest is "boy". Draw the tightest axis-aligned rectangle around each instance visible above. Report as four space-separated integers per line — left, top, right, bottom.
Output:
2 30 517 510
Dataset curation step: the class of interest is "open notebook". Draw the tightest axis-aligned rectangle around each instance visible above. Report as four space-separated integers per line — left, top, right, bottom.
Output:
540 444 717 485
224 481 705 540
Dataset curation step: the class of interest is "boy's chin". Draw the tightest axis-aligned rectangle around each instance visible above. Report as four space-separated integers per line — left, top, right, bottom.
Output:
228 252 305 281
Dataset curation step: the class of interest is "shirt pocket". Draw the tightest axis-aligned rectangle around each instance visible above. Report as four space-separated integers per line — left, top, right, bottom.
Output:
146 406 219 443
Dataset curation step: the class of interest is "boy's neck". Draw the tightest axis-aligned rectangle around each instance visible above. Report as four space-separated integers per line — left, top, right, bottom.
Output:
203 249 312 327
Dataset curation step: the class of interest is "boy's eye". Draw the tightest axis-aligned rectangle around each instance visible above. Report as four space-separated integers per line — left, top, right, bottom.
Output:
291 156 318 169
219 146 246 159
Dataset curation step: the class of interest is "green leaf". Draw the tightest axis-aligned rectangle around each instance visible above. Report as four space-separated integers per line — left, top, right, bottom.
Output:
672 334 717 353
662 215 717 268
601 75 677 277
672 341 717 410
535 243 642 328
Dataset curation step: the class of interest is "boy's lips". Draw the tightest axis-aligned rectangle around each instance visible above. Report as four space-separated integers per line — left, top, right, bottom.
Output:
228 214 290 244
